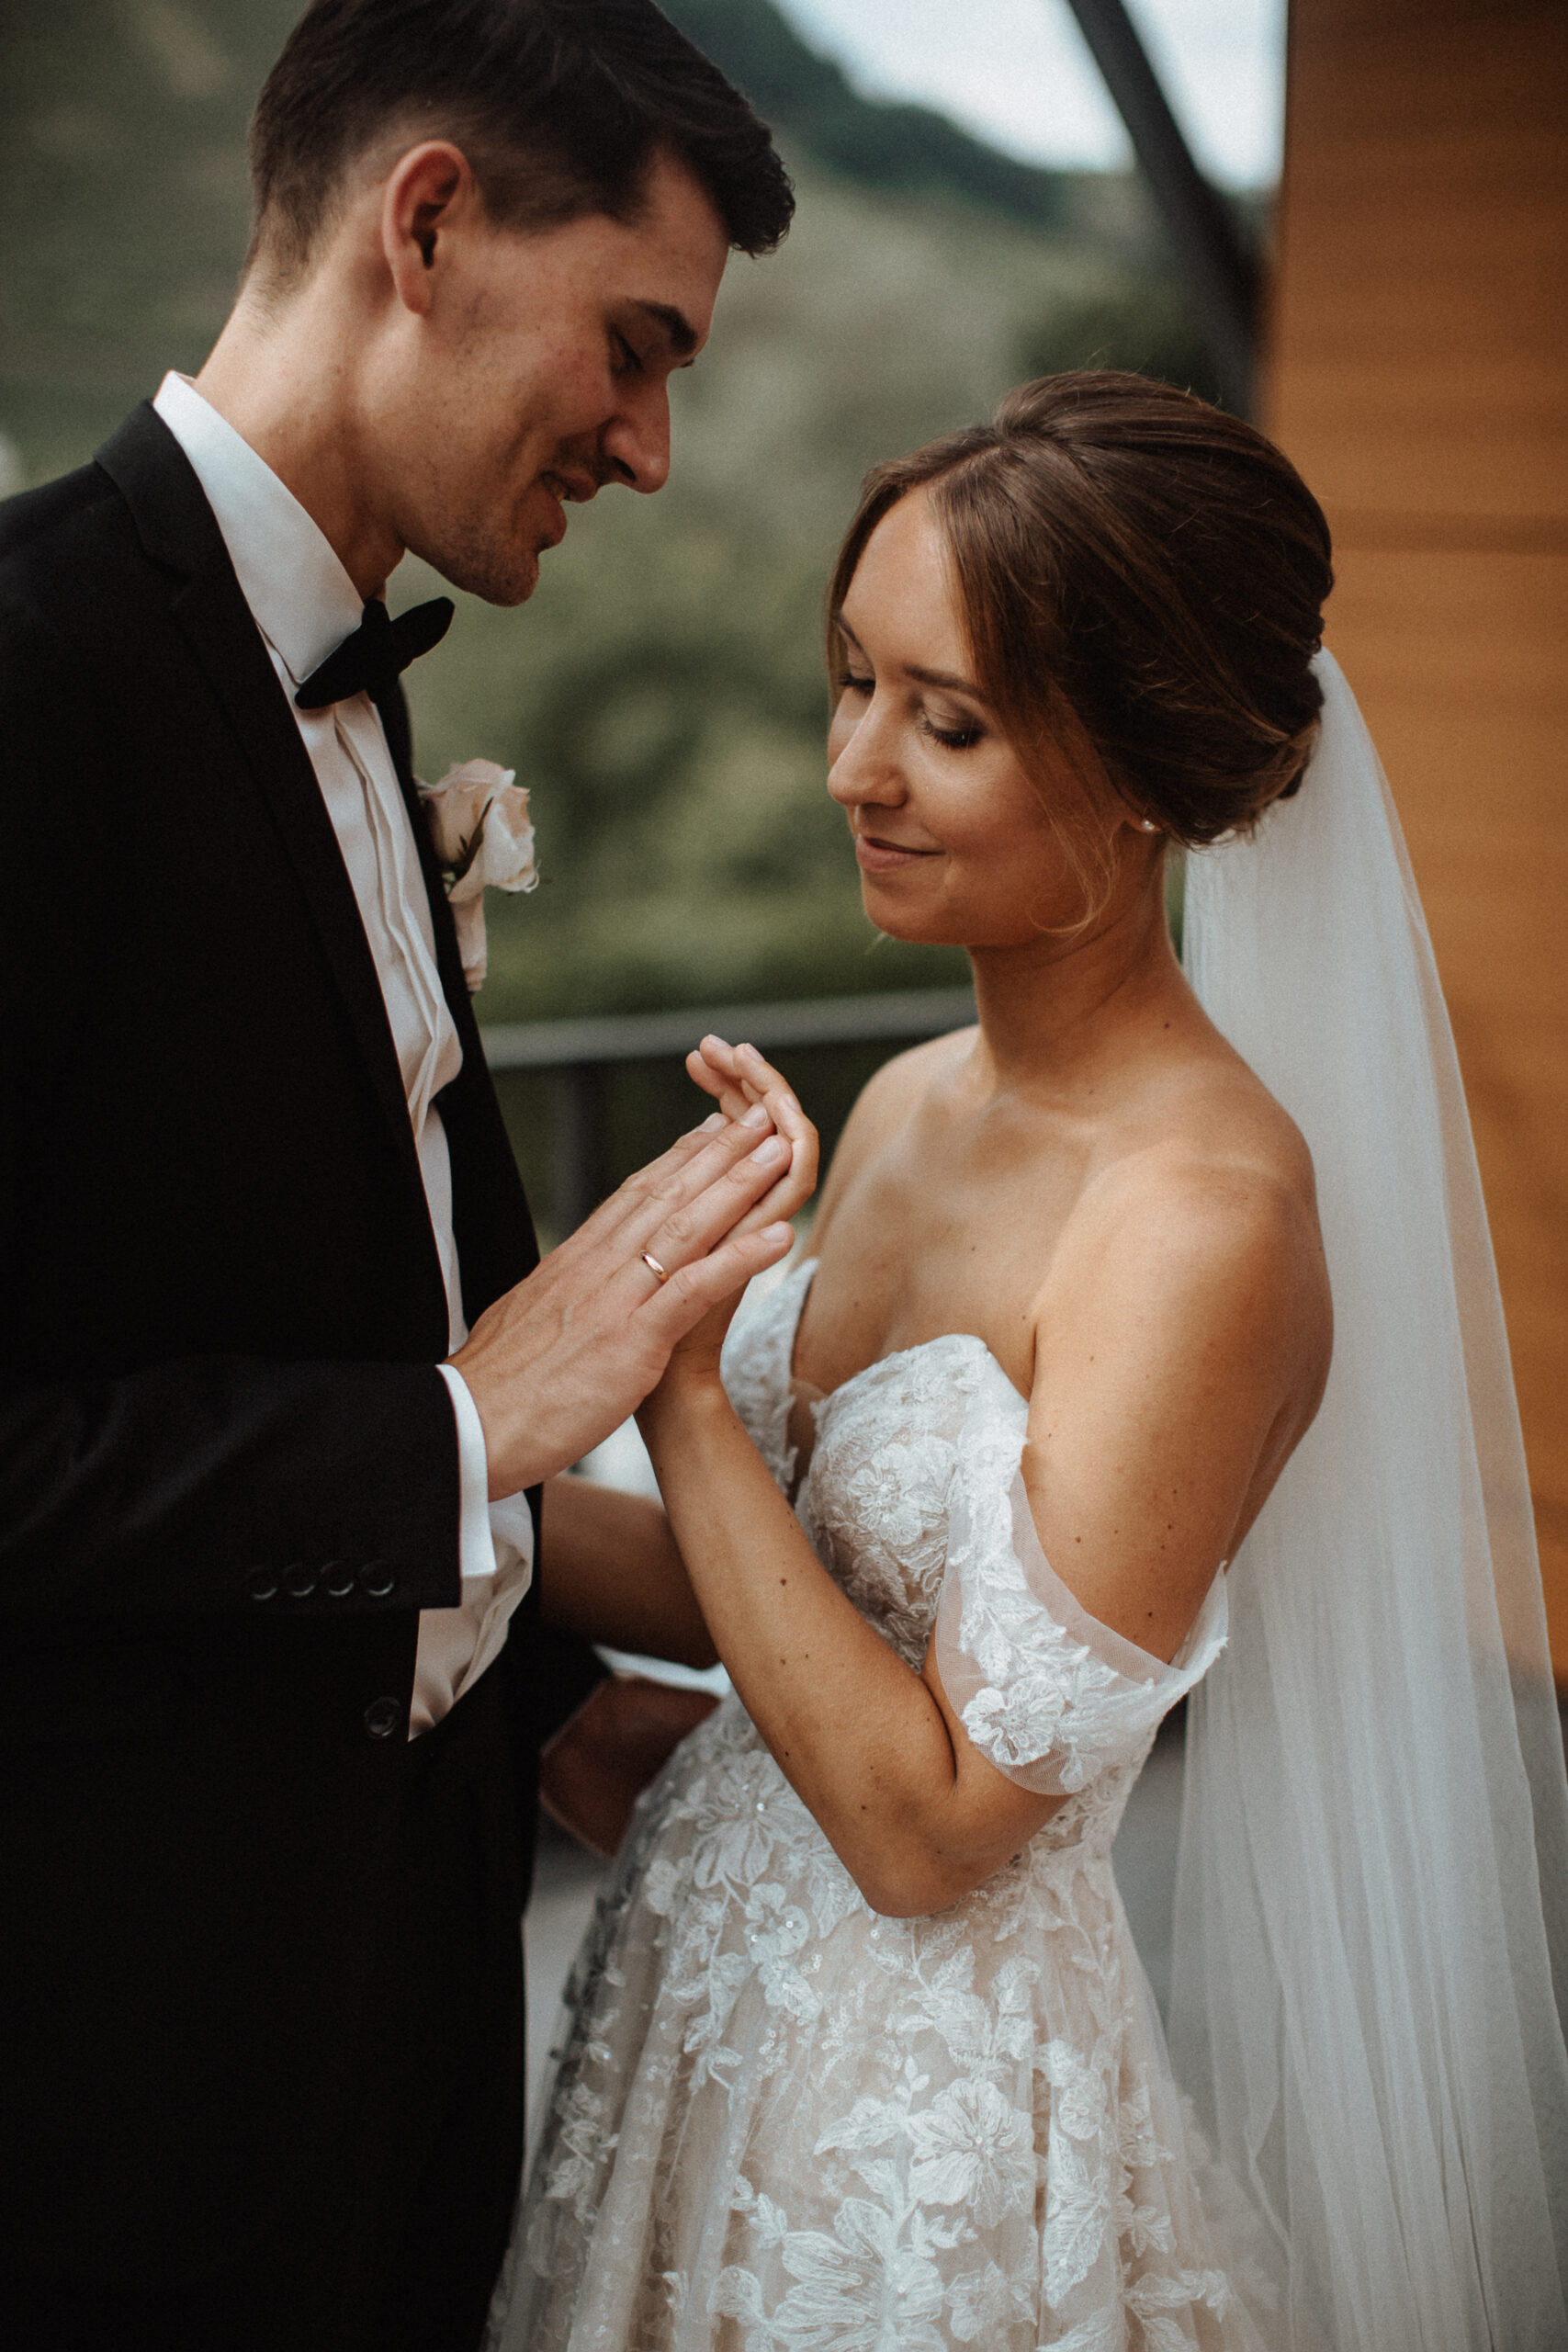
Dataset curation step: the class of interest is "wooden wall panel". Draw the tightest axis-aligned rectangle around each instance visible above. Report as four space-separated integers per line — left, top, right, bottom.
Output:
1268 0 1568 1667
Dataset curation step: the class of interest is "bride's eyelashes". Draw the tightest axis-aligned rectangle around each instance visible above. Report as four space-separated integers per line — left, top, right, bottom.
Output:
833 670 984 751
919 709 984 752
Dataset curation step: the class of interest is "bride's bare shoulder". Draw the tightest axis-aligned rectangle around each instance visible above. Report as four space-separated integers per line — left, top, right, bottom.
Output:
1119 1040 1314 1233
1050 1048 1329 1377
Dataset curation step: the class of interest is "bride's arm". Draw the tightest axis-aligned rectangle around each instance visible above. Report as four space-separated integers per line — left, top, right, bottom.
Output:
638 1158 1326 1917
539 1474 717 1669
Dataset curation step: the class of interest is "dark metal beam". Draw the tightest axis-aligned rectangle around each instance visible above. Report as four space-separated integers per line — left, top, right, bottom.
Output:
480 985 978 1073
1060 0 1261 413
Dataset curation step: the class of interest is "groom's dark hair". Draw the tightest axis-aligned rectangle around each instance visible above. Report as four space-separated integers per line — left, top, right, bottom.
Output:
246 0 794 288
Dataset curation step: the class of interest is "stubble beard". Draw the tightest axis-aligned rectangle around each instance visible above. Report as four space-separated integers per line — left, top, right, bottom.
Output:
413 504 541 608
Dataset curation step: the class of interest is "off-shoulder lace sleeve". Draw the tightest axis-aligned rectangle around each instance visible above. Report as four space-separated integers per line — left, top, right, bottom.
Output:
933 1389 1228 1796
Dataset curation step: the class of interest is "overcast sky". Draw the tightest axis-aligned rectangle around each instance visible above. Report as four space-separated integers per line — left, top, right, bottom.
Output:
773 0 1286 189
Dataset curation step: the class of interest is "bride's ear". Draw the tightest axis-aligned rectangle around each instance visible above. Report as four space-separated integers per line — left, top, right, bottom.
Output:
381 141 477 316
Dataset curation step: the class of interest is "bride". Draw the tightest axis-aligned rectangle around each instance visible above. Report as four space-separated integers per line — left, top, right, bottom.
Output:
495 375 1568 2349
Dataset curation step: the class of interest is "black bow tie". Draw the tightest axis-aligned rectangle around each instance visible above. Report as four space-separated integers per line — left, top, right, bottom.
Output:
294 595 454 711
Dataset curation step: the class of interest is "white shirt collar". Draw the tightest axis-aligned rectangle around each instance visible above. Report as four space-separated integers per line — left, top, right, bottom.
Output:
152 371 366 686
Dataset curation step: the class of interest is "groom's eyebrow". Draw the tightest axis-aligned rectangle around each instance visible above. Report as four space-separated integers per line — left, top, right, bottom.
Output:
631 300 699 362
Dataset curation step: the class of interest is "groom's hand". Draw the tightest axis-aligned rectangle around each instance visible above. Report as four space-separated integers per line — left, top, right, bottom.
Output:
450 1090 816 1496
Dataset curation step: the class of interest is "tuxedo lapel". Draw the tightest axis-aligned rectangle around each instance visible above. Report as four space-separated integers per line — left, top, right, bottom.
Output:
378 675 540 1310
374 681 475 1035
95 406 426 1203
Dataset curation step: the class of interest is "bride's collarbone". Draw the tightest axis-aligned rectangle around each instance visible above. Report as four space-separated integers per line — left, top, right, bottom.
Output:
799 1056 1295 1405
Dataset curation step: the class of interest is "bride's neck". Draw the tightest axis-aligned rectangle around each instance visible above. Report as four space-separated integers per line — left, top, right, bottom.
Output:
966 874 1187 1096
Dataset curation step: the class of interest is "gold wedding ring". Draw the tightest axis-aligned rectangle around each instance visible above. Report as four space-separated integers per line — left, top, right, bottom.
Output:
640 1250 671 1284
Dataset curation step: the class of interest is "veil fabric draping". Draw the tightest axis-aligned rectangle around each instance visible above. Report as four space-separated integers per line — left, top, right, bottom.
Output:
1173 651 1568 2348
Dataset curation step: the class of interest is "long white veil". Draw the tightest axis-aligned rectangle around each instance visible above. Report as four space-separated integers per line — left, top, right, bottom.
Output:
1172 651 1568 2346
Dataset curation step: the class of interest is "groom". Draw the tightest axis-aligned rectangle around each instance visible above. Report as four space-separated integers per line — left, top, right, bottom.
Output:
0 4 794 2346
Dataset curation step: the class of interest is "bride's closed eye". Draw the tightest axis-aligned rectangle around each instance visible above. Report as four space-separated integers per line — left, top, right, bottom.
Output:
832 664 983 748
919 708 985 752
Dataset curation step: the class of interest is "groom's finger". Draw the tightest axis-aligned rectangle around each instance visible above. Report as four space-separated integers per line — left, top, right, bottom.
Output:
572 1104 773 1253
638 1221 795 1339
624 1126 793 1282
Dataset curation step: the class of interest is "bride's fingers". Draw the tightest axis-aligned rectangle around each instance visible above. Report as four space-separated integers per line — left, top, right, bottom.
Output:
685 1047 728 1101
685 1048 744 1108
731 1043 805 1142
595 1037 804 1227
686 1049 754 1125
694 1036 768 1115
718 1045 818 1237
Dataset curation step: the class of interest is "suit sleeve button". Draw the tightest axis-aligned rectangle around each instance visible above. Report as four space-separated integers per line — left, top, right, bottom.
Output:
321 1561 355 1598
246 1567 279 1602
282 1562 318 1600
358 1561 397 1599
363 1696 403 1741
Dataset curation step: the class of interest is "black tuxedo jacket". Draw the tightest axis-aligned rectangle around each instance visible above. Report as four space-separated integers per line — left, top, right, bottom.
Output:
0 406 587 2283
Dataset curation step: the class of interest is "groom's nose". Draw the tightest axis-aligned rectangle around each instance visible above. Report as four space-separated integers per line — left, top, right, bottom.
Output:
600 385 672 495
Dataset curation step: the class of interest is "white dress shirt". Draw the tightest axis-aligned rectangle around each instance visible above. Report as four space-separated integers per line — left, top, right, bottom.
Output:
153 373 533 1736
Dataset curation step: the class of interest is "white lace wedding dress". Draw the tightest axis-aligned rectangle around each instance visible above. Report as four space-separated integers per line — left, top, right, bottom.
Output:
493 1261 1261 2352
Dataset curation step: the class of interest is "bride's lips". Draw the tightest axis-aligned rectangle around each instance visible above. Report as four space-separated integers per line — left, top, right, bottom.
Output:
855 831 940 874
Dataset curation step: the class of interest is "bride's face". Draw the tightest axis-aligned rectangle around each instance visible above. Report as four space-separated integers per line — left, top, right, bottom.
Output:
827 490 1110 948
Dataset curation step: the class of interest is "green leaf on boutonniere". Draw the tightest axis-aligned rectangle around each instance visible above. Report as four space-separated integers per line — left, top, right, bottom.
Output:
444 797 496 891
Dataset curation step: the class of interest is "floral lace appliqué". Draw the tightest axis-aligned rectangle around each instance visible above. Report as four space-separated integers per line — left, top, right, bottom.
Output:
493 1262 1256 2352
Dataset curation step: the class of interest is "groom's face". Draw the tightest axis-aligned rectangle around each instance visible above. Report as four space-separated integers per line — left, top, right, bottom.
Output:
376 148 731 605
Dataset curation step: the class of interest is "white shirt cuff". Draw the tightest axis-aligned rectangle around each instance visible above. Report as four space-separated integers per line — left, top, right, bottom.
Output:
436 1362 501 1584
434 1363 536 1594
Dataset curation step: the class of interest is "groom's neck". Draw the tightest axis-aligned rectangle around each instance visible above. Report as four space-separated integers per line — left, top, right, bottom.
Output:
195 283 406 604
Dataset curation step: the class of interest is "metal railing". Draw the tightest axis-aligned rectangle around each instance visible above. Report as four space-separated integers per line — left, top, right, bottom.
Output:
482 985 976 1233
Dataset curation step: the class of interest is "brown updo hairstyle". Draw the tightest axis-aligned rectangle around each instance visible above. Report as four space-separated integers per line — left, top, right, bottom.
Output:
828 372 1334 901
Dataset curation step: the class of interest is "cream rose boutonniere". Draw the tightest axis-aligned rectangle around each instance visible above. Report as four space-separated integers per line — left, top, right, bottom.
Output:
418 758 537 992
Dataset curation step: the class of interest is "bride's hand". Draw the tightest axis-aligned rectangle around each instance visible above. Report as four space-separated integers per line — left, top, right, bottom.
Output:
640 1043 817 1434
685 1037 817 1240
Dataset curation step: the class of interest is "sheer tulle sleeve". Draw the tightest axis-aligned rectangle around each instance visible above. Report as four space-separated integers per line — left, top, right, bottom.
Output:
933 1404 1228 1797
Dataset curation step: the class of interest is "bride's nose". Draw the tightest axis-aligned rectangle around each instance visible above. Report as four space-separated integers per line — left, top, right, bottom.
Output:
828 702 907 812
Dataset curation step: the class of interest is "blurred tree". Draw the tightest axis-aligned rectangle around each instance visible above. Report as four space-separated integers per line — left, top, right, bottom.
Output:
1017 274 1222 405
662 0 1069 227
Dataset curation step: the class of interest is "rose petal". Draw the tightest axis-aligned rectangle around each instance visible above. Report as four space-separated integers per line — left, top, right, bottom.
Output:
452 897 488 992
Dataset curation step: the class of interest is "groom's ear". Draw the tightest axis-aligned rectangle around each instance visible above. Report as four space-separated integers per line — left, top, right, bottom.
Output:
381 141 479 316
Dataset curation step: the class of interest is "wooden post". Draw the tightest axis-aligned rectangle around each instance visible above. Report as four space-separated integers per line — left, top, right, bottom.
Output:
1267 0 1568 1669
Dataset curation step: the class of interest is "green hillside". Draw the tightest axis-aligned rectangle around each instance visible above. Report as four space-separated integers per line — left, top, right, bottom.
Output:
661 0 1068 227
0 0 1218 1041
